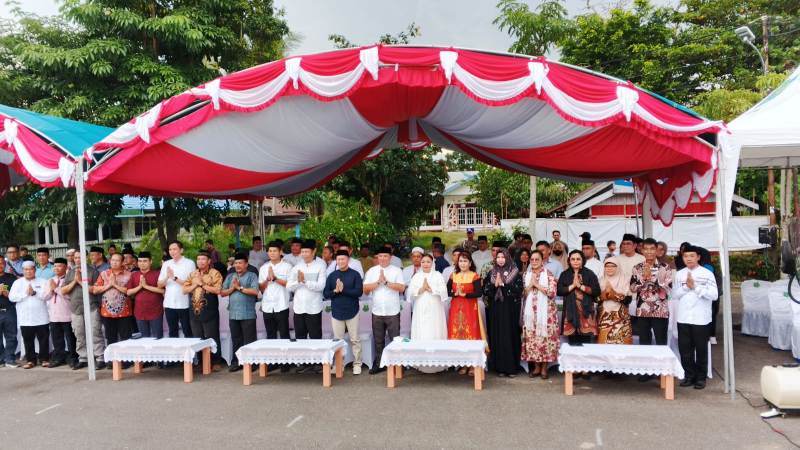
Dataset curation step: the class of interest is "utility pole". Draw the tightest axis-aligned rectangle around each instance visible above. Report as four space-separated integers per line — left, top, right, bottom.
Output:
762 16 777 226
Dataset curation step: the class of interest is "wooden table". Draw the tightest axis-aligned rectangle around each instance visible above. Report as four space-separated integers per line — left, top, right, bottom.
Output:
103 338 217 383
557 344 685 400
379 339 487 390
235 339 348 388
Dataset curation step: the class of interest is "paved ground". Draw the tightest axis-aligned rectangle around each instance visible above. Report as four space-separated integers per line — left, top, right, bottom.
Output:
2 293 799 449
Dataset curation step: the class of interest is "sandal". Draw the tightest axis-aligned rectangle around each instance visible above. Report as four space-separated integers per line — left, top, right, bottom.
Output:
23 362 35 369
467 367 475 376
541 368 549 380
531 364 541 377
457 367 468 375
41 361 50 368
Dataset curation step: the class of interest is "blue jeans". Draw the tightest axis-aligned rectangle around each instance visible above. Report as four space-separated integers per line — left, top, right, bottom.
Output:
0 309 17 363
164 308 193 338
136 317 164 338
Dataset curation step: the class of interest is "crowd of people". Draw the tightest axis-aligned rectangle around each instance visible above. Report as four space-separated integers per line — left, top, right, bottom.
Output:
0 228 719 389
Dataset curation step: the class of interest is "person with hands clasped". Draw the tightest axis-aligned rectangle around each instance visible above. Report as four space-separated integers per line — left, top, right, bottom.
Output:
221 253 260 372
324 250 364 375
9 261 50 369
363 246 405 375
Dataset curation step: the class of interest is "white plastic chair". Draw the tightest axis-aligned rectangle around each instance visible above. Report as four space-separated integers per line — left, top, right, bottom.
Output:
740 279 772 337
767 279 795 350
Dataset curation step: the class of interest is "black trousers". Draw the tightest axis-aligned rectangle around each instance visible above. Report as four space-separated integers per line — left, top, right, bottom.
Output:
293 312 322 340
102 316 134 345
567 334 593 345
21 324 49 363
677 323 710 382
372 314 400 365
50 321 77 363
263 309 290 339
709 300 719 338
165 307 193 338
635 317 669 345
190 315 223 364
229 319 257 366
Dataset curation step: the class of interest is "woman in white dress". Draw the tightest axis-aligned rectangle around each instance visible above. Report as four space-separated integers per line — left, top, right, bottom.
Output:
409 254 448 340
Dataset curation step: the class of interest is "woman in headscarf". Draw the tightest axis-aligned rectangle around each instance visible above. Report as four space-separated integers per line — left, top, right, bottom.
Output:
520 250 558 379
409 254 448 340
558 250 600 345
597 257 633 344
483 248 523 377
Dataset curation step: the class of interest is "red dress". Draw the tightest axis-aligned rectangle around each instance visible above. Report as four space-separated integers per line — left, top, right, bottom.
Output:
447 271 482 340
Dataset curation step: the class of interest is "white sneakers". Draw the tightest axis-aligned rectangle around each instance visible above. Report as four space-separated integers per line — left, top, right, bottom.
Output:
353 365 362 375
5 362 18 368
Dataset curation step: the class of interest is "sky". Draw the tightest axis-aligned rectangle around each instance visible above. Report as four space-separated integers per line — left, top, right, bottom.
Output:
0 0 676 57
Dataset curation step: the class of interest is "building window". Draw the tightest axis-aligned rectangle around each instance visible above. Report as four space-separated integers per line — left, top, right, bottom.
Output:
135 217 157 237
458 208 466 225
102 221 123 240
37 227 46 245
56 223 69 244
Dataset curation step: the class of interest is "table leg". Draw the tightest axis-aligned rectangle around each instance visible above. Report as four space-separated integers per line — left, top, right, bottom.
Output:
323 363 332 387
387 366 396 388
665 376 675 400
183 362 193 383
112 361 122 381
202 348 211 375
335 349 344 379
474 367 483 391
259 363 267 378
396 365 403 379
482 367 486 381
243 364 252 386
565 372 574 396
133 361 143 374
660 375 666 389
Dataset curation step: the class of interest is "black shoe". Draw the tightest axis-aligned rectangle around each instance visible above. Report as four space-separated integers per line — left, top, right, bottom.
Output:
72 361 88 370
49 361 65 368
680 378 695 387
95 361 106 370
694 380 706 390
281 365 291 373
638 375 655 383
296 365 309 374
368 366 386 375
228 365 242 373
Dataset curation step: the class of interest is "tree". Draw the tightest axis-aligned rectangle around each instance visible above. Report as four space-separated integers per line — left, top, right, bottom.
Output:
442 151 477 171
0 1 289 250
494 0 571 56
467 163 586 218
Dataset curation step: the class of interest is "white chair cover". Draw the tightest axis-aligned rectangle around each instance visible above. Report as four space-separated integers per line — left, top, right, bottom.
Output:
790 298 800 360
740 279 771 337
768 279 795 351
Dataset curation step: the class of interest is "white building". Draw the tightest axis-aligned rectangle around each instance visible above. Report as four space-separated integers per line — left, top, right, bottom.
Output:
421 171 497 231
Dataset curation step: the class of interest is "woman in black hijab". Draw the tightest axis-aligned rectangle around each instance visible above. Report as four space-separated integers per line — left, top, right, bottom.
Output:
483 248 523 377
558 250 601 345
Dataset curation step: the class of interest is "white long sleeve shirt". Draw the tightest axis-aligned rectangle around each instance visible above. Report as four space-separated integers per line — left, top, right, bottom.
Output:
287 258 327 315
9 277 50 326
672 266 718 325
259 260 293 313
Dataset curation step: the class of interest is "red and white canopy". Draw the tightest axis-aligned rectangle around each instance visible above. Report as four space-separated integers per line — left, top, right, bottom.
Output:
86 45 728 224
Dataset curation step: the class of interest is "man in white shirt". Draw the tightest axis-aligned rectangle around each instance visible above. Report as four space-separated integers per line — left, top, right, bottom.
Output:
402 247 424 300
158 241 196 338
581 239 603 278
363 246 405 374
247 236 268 269
471 236 492 273
282 237 303 267
382 242 403 268
259 241 293 344
287 240 327 342
616 234 645 281
9 261 51 368
672 245 717 390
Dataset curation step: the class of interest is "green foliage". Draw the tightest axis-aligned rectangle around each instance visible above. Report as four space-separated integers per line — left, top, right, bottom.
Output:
715 252 780 282
494 0 570 55
467 163 586 218
301 192 395 251
0 1 289 249
442 151 477 171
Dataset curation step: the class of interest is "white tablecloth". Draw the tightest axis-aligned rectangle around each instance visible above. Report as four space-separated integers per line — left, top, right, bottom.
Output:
103 338 217 363
558 343 684 378
379 339 487 369
235 339 347 365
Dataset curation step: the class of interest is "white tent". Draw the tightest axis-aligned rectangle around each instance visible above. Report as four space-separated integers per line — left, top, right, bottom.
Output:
730 66 800 168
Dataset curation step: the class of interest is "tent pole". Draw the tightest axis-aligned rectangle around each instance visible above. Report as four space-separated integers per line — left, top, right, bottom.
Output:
715 147 735 399
529 176 537 238
75 161 97 381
